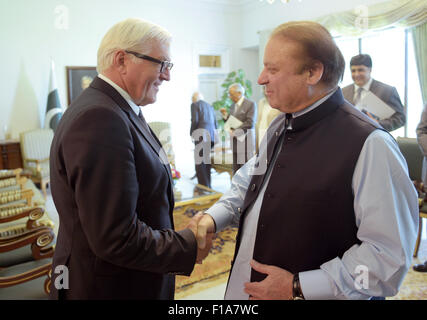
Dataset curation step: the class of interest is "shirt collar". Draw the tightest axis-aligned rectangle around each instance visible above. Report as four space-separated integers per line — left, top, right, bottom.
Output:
236 96 245 107
291 87 338 119
98 74 140 116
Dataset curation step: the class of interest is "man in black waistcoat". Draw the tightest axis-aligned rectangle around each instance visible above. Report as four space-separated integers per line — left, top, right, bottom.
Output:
196 21 418 300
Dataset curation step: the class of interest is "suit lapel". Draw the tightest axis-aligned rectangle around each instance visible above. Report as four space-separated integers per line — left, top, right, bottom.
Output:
90 77 174 187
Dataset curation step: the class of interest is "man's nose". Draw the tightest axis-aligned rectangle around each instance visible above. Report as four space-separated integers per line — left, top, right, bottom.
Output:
160 69 170 81
258 69 267 85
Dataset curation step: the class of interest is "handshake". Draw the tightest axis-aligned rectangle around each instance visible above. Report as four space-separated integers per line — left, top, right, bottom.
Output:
185 212 217 264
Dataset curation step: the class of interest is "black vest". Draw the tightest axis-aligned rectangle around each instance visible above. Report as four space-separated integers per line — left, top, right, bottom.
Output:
232 89 383 282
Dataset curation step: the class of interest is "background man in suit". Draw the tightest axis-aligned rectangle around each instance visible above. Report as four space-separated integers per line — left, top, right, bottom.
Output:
196 21 417 300
190 91 217 188
220 83 256 174
342 54 406 132
255 88 281 152
415 103 427 273
49 18 211 300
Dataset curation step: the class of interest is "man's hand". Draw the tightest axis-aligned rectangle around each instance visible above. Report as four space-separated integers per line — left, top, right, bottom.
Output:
185 212 214 264
220 108 228 119
186 212 204 237
244 260 294 300
362 110 379 123
196 232 213 264
195 213 216 249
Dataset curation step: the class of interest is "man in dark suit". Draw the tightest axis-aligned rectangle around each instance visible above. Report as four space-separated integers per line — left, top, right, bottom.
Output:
190 92 217 188
220 83 256 174
49 18 210 300
342 54 405 132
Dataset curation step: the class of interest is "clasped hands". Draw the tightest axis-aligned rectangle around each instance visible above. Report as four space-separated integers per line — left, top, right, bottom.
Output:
185 212 215 264
186 212 294 299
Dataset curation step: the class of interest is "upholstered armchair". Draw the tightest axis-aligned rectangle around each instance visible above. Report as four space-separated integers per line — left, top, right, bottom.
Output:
396 137 427 257
148 122 176 168
19 129 54 198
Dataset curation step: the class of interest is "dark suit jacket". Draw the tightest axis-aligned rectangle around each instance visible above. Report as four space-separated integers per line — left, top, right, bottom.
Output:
190 99 217 143
49 77 197 300
228 98 256 154
342 79 405 131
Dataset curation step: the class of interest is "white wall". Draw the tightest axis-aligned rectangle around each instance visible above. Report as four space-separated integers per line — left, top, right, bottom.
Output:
239 0 391 100
240 0 390 48
0 0 395 176
0 0 246 175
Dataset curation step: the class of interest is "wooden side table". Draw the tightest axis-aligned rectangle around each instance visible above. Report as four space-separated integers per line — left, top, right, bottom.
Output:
0 140 23 169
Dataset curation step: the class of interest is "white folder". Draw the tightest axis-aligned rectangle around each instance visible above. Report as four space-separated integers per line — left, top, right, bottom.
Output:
358 91 395 120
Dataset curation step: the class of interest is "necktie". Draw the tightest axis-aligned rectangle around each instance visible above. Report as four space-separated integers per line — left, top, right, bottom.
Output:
354 87 363 105
138 110 152 134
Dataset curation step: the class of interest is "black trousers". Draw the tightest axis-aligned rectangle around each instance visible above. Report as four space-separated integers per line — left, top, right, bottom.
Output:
194 140 214 188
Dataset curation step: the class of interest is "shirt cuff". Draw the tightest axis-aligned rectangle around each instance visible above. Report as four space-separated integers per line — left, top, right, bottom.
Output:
299 269 336 300
205 204 232 232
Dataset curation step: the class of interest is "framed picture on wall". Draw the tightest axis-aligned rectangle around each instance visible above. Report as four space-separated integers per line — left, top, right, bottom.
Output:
66 66 98 105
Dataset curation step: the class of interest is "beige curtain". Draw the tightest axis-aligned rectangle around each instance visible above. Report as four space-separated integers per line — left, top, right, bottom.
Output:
316 0 427 37
411 22 427 105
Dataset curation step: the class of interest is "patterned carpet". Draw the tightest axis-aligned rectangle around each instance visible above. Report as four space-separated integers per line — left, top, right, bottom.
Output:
174 209 237 299
388 264 427 300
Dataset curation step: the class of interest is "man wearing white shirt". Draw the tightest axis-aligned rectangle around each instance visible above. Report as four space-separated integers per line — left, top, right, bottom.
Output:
196 21 418 300
342 54 406 132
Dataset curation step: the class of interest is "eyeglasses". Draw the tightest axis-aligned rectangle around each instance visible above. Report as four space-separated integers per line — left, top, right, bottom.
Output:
125 50 173 73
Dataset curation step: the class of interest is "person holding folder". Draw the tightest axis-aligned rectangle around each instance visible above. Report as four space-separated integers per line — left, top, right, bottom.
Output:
342 54 405 132
220 83 256 174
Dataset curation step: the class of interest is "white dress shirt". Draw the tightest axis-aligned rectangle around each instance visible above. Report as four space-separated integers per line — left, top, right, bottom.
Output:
206 92 418 300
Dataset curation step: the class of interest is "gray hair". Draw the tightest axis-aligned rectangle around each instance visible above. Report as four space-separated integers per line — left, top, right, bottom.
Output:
97 18 172 73
192 92 204 103
228 83 245 96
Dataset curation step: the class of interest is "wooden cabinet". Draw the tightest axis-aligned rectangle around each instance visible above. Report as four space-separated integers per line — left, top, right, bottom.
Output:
0 140 23 169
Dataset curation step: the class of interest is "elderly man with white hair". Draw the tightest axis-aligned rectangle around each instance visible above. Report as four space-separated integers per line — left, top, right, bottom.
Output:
49 18 211 300
220 83 257 174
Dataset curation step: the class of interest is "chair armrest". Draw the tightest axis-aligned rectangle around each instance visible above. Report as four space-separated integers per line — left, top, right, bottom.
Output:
24 158 49 164
0 226 55 260
0 206 45 227
0 169 22 180
0 259 52 289
0 189 34 206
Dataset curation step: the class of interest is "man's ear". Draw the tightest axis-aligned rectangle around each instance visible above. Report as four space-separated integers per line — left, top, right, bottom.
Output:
306 61 324 85
111 50 127 74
